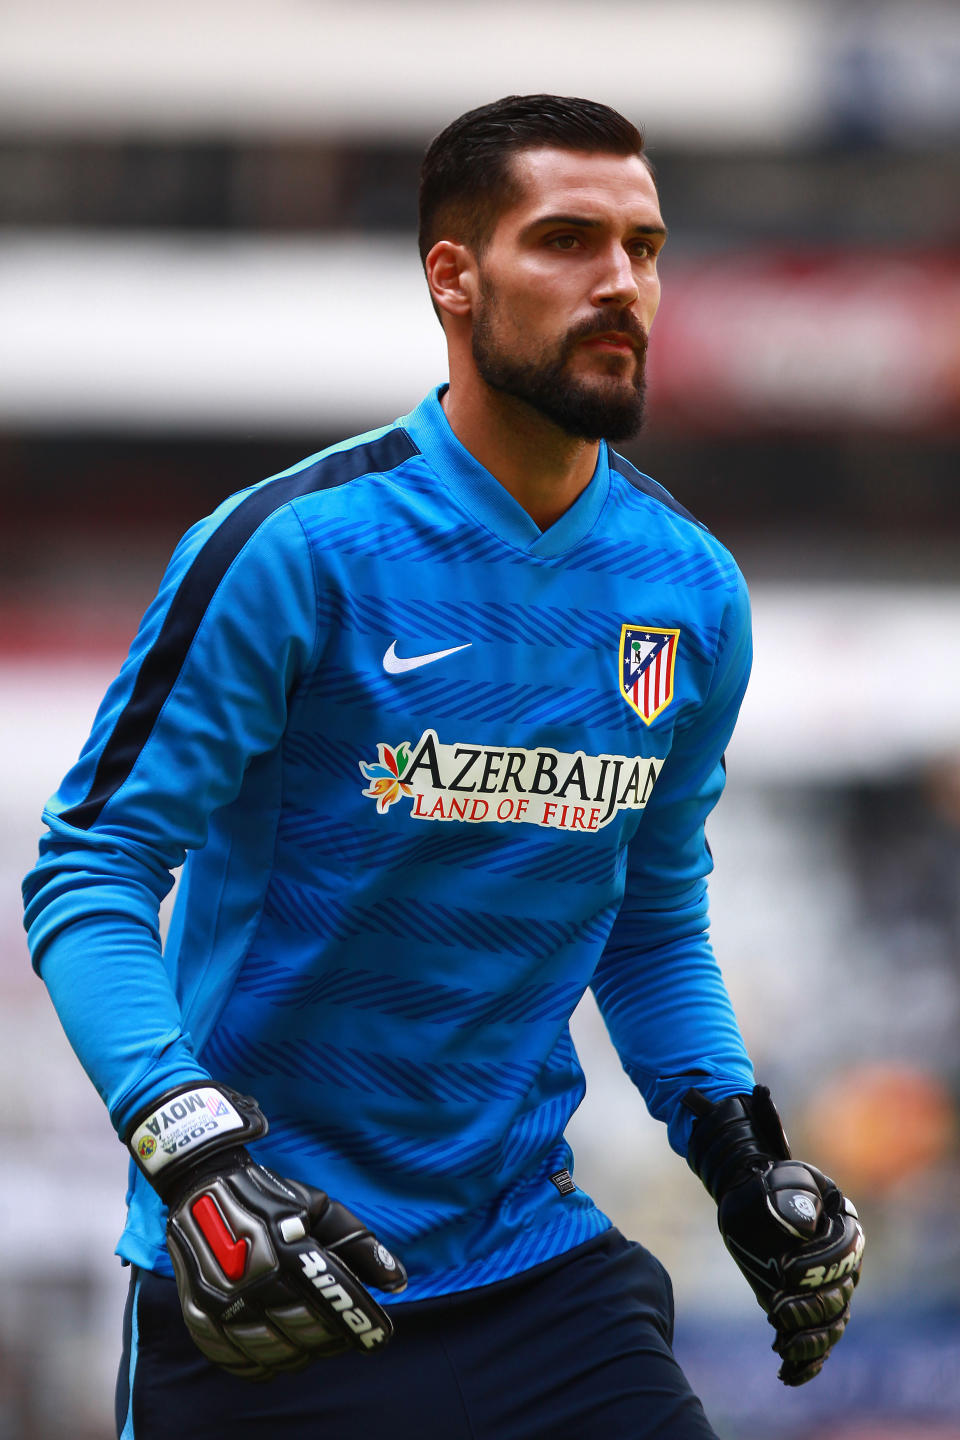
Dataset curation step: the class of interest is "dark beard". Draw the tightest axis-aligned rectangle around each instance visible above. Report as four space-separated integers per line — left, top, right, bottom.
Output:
471 304 648 442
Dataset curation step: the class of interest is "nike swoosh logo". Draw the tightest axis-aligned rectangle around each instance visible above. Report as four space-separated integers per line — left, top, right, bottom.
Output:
382 640 472 674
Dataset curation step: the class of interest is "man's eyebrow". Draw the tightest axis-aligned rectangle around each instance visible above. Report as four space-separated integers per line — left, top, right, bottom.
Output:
524 213 668 239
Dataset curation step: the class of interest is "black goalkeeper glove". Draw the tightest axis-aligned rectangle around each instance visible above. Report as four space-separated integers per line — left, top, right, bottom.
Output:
684 1085 864 1386
127 1082 407 1380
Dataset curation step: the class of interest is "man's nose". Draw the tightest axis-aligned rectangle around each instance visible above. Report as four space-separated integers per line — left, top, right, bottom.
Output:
594 246 640 307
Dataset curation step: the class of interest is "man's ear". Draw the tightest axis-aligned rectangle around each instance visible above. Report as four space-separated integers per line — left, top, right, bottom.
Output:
424 240 476 320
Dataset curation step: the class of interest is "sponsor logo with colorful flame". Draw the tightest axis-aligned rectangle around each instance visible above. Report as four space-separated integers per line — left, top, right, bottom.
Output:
361 729 664 833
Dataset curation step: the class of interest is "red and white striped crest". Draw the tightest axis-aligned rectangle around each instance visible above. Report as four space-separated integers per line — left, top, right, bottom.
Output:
619 625 680 725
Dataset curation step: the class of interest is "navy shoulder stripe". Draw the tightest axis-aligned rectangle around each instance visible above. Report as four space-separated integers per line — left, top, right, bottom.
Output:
608 450 705 530
62 427 419 831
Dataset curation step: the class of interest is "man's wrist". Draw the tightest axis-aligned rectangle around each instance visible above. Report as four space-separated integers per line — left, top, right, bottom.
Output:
126 1082 269 1198
683 1085 791 1201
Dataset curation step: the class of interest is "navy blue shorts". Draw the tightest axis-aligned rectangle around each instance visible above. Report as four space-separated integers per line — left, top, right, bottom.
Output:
116 1228 718 1439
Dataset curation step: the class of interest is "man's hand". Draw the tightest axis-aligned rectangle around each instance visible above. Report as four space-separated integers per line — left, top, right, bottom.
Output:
684 1086 864 1386
715 1154 864 1384
127 1083 406 1379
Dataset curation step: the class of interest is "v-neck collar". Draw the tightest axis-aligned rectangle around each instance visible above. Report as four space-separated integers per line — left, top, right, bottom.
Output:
400 385 611 559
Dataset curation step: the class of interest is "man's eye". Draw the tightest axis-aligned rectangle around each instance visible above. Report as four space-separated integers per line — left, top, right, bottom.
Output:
549 235 580 250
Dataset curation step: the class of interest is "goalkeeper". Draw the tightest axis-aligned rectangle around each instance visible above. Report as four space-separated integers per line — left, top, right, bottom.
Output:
23 95 862 1440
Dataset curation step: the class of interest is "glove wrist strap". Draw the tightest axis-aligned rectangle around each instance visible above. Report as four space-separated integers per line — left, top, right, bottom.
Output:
684 1084 791 1202
126 1082 268 1201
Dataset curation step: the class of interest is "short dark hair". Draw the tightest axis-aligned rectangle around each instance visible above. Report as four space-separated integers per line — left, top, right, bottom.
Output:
418 94 647 266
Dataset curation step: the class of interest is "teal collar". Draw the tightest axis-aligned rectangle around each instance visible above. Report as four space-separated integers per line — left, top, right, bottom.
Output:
400 385 610 558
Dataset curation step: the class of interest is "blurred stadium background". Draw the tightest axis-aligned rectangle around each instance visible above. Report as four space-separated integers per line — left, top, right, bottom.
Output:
2 1 959 1435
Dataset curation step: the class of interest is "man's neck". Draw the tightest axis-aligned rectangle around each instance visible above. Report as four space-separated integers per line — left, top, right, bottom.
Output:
441 382 599 532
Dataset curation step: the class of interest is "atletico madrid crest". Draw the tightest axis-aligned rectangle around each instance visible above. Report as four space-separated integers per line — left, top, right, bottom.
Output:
619 624 680 725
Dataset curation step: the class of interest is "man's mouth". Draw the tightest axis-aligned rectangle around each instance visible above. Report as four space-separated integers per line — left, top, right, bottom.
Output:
579 333 638 355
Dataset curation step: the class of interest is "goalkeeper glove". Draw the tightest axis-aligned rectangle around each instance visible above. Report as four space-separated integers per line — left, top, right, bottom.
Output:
127 1082 406 1380
684 1084 864 1386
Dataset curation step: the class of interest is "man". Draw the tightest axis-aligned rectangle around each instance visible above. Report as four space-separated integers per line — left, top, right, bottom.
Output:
23 96 863 1439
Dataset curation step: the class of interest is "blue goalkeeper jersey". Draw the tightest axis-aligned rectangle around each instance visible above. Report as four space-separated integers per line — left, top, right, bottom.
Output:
23 385 755 1301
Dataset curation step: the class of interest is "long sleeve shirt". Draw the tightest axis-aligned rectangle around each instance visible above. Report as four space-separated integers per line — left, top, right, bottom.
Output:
23 386 754 1300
